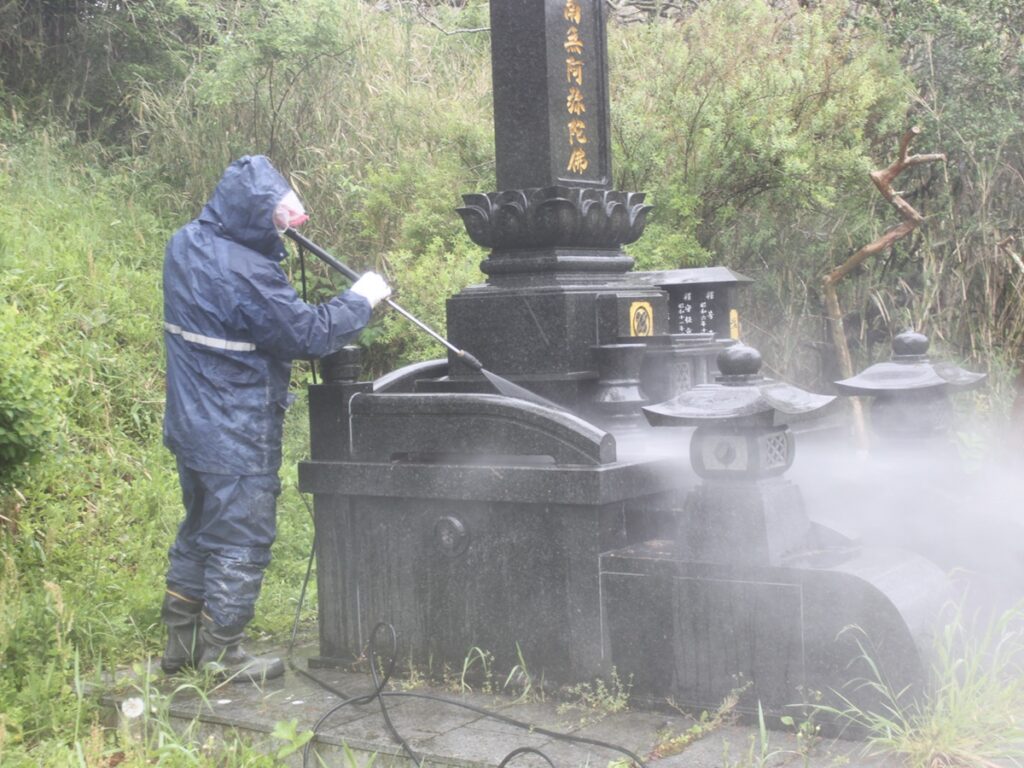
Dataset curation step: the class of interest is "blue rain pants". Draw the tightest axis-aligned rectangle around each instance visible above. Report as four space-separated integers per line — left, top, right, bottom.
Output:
166 459 280 628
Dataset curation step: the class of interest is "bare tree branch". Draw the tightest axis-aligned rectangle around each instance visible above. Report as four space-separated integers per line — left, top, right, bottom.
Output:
821 126 946 448
416 7 488 35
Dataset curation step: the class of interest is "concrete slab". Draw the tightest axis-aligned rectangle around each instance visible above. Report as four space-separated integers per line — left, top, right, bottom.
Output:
100 647 905 768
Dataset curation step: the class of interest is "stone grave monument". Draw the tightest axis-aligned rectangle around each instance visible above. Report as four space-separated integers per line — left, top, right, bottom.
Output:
299 0 950 722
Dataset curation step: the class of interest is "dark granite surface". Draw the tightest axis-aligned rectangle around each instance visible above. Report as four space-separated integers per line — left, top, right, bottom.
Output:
489 0 611 191
600 540 951 722
296 0 957 743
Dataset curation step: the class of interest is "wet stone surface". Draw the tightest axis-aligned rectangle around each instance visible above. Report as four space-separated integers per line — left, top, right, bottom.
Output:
101 647 906 767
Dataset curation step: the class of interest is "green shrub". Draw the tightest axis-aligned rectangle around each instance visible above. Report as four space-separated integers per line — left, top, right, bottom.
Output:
0 132 181 757
365 235 486 375
608 0 910 382
134 0 494 321
0 304 61 488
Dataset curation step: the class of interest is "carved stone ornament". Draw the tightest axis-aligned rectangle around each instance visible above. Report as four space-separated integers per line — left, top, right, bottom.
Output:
642 345 835 428
834 330 987 395
457 186 651 251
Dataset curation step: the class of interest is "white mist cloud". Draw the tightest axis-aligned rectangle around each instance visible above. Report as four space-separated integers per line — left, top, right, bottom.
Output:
792 426 1024 615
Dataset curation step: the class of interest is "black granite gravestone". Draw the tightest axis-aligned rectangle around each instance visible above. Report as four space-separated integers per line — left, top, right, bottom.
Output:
299 0 950 725
450 0 676 406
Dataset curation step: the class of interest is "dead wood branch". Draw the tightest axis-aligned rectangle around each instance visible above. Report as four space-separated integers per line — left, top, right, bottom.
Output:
415 6 488 35
821 126 946 447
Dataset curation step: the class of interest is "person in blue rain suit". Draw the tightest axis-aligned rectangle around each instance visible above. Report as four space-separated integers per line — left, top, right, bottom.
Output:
160 155 391 681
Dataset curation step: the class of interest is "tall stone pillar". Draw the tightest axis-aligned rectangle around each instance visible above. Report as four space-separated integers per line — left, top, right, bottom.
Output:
448 0 665 406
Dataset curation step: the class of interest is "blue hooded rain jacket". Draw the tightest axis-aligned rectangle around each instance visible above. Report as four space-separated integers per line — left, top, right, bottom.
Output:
163 155 371 475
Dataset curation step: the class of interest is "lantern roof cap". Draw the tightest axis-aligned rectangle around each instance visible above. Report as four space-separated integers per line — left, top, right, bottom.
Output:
834 330 986 395
643 344 834 427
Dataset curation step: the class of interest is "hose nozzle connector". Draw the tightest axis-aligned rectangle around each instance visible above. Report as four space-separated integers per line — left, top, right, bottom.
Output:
458 349 484 371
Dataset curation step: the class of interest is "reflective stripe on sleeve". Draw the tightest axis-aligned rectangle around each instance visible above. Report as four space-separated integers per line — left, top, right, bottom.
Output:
164 322 256 352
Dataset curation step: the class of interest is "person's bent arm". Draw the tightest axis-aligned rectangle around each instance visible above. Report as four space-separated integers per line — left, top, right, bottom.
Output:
235 261 374 360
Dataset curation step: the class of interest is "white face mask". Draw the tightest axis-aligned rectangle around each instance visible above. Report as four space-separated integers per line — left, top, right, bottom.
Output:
272 190 309 234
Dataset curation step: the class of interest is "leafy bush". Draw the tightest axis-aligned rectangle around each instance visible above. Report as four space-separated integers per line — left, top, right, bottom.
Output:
0 0 204 141
133 0 494 284
0 131 182 759
0 305 60 488
859 0 1024 402
609 0 910 382
367 235 486 374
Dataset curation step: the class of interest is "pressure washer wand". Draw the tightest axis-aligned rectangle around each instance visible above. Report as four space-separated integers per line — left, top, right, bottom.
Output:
284 228 484 371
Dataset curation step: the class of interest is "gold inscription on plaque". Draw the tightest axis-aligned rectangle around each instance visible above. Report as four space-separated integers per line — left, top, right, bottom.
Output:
566 86 586 115
564 1 588 176
730 309 741 340
565 57 583 86
564 26 583 54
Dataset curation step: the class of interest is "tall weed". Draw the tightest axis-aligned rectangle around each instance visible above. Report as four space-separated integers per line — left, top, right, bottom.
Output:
134 0 493 374
823 603 1024 768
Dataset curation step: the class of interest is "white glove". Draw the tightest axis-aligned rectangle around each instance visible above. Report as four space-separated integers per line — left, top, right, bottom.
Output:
349 271 392 308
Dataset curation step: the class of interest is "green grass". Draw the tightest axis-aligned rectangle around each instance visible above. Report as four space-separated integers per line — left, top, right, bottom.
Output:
556 667 633 725
0 129 321 765
822 603 1024 768
0 131 173 759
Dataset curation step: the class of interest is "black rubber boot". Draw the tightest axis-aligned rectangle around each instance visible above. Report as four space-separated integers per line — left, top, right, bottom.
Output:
198 614 285 683
161 590 204 674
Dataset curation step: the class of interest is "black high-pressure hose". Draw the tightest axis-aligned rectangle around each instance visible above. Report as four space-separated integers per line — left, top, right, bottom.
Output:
287 496 649 768
499 747 558 767
300 623 422 768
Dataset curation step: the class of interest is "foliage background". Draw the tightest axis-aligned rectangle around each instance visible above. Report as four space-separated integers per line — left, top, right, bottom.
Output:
0 0 1021 763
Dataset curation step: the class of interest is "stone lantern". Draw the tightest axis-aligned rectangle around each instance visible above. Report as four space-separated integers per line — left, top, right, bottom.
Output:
835 330 986 443
642 344 834 565
592 342 949 719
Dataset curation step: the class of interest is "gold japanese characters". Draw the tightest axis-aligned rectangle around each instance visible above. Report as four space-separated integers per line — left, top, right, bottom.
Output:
564 0 589 175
